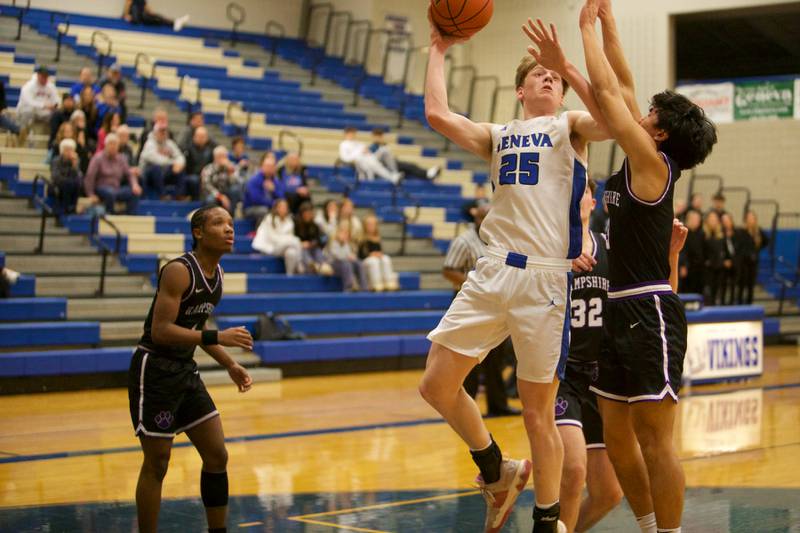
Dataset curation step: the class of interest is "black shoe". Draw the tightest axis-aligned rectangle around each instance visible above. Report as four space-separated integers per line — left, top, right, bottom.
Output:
485 407 522 418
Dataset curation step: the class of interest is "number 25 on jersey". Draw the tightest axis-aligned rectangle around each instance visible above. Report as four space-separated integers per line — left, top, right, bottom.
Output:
499 152 540 186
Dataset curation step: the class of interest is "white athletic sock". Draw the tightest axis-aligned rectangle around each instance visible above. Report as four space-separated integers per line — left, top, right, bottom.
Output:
535 499 559 509
657 528 681 533
636 512 657 533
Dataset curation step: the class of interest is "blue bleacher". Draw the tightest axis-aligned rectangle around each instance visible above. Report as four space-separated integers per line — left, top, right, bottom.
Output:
215 291 452 315
0 298 66 321
0 322 99 348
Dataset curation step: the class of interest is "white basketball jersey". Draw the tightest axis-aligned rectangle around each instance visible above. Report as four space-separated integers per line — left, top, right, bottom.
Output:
480 112 587 261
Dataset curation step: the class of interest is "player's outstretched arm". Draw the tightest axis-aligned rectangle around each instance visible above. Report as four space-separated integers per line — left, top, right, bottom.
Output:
522 18 610 142
597 0 641 120
425 9 493 161
668 218 688 293
579 0 667 202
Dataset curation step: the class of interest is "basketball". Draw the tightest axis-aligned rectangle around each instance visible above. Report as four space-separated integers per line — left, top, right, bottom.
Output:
430 0 494 38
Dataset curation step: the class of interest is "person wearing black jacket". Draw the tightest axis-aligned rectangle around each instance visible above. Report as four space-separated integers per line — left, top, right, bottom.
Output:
294 202 332 275
679 209 705 294
734 211 769 305
703 211 727 306
720 213 737 305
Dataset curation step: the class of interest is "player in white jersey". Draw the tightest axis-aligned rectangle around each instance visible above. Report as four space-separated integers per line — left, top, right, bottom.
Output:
418 15 612 533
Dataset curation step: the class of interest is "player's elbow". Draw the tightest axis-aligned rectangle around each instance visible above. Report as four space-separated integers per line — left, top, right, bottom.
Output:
424 109 447 132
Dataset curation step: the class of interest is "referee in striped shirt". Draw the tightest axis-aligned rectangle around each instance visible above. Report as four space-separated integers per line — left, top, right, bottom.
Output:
443 205 519 417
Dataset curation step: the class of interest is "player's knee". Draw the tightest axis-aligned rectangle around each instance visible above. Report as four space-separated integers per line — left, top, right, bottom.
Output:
418 373 445 407
202 445 228 472
560 460 586 495
522 405 554 434
600 485 624 511
143 450 171 481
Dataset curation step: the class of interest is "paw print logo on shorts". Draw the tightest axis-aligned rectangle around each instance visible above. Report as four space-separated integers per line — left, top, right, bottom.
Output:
555 396 568 417
154 411 174 430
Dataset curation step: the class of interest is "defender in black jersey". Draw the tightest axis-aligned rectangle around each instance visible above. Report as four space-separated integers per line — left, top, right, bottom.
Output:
579 2 716 531
556 181 622 533
129 205 253 533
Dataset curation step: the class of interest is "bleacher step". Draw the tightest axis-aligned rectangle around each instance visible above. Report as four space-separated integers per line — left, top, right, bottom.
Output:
0 216 64 233
4 254 129 275
393 255 444 273
100 320 144 342
0 234 89 252
199 367 281 386
35 275 153 297
68 297 153 320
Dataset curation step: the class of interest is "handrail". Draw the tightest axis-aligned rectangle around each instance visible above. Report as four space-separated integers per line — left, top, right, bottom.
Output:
264 20 286 67
305 3 334 47
770 211 800 278
278 130 304 157
53 15 70 62
30 174 57 254
226 102 252 136
352 28 394 105
343 19 372 64
397 44 429 128
490 85 517 123
89 214 122 296
226 2 246 47
134 54 155 109
443 65 477 150
686 173 723 205
382 33 412 80
774 255 800 317
328 11 353 58
13 0 30 41
467 75 499 120
90 31 113 79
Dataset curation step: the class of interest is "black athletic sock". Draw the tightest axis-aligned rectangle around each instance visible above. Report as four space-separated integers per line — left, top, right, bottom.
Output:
532 501 561 533
470 436 502 484
208 528 226 533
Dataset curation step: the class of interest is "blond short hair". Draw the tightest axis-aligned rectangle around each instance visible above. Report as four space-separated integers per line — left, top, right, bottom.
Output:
515 56 570 94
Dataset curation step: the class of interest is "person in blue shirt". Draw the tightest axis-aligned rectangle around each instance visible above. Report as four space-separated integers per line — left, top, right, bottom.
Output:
243 152 284 226
70 67 101 99
95 82 120 134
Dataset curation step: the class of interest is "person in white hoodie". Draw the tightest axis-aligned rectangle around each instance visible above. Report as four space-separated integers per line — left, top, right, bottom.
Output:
338 127 402 185
251 199 303 275
16 66 59 132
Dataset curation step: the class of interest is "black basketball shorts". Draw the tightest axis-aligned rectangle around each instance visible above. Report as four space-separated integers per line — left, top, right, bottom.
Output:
591 290 687 403
555 359 604 447
128 348 218 438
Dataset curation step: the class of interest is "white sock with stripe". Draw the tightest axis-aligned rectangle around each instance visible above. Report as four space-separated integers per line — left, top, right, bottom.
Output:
636 512 657 533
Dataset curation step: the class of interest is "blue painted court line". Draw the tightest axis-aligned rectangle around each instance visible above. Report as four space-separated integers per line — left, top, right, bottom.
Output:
1 381 798 466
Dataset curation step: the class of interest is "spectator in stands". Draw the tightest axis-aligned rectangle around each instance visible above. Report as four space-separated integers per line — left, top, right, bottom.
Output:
0 80 20 136
338 127 402 185
123 0 190 32
183 126 214 200
139 123 187 199
461 183 490 222
70 67 100 99
711 192 728 219
84 133 142 215
338 197 363 242
689 193 704 215
49 122 89 173
179 112 214 152
703 210 726 305
679 209 705 295
137 107 173 160
100 64 127 122
69 109 92 171
16 66 59 136
326 224 367 291
252 199 303 275
96 111 122 154
116 125 137 166
48 93 75 147
96 82 120 131
370 128 440 181
229 136 250 176
277 152 312 213
295 202 333 275
315 199 339 240
735 211 769 305
77 85 99 141
243 152 282 226
50 138 83 215
720 213 737 304
358 215 399 291
201 146 242 215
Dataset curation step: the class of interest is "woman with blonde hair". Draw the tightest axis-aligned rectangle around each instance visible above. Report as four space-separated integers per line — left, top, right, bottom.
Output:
251 198 303 275
357 214 398 291
703 210 725 305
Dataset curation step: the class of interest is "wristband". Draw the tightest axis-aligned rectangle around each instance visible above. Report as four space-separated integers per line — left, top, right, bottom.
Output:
202 329 219 346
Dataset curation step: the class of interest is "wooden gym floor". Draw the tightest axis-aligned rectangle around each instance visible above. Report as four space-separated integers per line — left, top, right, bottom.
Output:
0 345 798 532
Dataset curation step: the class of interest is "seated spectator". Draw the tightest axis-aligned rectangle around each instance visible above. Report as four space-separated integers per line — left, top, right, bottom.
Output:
339 127 401 185
315 199 339 240
703 211 726 305
77 85 99 141
178 111 214 152
123 0 189 31
326 224 367 291
252 199 302 275
69 109 93 171
295 202 332 275
96 82 120 132
201 146 242 215
678 209 705 295
48 93 75 147
229 136 250 175
338 197 363 242
358 215 399 291
461 183 490 222
243 153 282 226
84 133 142 214
49 122 90 172
183 126 213 200
16 66 59 135
100 64 127 122
139 123 187 199
0 80 20 136
137 107 174 160
278 152 312 213
720 213 737 305
735 211 768 305
50 138 83 214
70 67 100 99
370 128 440 181
96 111 122 154
116 124 140 184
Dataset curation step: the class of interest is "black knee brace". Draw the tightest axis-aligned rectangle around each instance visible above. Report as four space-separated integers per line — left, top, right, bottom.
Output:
200 470 229 508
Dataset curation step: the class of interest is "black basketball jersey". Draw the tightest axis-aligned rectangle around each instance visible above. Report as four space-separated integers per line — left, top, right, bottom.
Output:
602 152 681 288
138 252 223 360
568 231 609 362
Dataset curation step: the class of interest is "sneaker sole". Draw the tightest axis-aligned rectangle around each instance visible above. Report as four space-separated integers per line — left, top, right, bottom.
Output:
486 459 532 533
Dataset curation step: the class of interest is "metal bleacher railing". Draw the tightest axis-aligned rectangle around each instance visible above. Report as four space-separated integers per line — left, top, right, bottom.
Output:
88 214 122 297
29 174 58 254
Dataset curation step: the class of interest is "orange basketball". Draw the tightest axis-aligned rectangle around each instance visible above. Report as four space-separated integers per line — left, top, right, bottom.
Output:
430 0 494 38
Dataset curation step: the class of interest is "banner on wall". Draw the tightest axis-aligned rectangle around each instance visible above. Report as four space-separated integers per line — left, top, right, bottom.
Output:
734 79 794 120
683 320 763 382
677 82 734 124
795 79 800 120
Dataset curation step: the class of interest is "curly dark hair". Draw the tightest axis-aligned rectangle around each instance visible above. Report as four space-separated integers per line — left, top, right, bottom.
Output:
651 90 718 170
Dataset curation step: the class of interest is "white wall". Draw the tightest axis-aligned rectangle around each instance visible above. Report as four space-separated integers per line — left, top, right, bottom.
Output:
28 0 305 37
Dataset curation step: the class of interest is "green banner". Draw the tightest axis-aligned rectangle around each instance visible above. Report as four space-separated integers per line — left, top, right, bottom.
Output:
734 80 794 120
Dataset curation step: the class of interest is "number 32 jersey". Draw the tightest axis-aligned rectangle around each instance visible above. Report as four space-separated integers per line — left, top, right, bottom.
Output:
569 231 609 362
483 113 587 261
